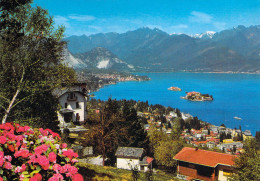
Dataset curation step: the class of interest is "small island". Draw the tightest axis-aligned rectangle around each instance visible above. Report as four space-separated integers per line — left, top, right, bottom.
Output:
181 91 213 101
168 86 182 91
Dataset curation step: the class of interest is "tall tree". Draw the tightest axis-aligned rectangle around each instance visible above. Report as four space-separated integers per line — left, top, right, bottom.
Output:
82 99 123 166
0 0 75 126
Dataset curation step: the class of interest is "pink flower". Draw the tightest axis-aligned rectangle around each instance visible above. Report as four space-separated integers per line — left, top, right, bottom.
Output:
0 176 3 181
4 155 12 162
14 149 32 158
52 163 61 172
48 152 56 163
34 144 49 155
66 165 78 177
4 162 13 170
39 128 48 136
48 173 63 181
0 136 6 144
0 158 4 167
61 143 67 149
20 174 25 181
63 149 78 160
21 164 26 171
0 151 4 158
72 174 84 181
37 155 50 170
30 173 42 181
15 166 22 173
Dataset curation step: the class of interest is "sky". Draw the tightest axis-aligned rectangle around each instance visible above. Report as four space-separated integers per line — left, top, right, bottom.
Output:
33 0 260 37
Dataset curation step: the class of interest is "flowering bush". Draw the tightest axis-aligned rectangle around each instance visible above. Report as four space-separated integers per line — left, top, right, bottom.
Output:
0 123 84 181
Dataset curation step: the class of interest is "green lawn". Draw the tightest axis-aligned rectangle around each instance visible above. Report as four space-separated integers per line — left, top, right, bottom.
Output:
77 162 179 181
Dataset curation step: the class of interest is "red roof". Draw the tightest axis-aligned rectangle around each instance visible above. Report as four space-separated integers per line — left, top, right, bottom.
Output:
146 157 154 164
174 147 235 167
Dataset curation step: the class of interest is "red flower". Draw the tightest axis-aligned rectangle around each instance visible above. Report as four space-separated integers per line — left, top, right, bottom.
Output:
30 173 42 181
0 176 3 181
72 174 84 181
7 144 15 152
62 149 78 160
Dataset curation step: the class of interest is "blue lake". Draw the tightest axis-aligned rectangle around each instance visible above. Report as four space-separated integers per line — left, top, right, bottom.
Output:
93 73 260 135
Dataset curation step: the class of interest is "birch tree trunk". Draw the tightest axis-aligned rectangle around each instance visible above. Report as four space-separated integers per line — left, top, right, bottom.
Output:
1 69 25 124
1 89 20 124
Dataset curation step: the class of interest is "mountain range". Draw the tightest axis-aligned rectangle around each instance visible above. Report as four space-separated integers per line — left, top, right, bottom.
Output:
64 25 260 72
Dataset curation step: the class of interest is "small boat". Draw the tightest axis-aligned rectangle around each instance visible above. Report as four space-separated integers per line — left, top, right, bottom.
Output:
168 87 182 91
234 116 242 120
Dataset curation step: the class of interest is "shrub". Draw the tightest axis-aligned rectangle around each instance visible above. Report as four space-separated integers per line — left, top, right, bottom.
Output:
0 123 84 181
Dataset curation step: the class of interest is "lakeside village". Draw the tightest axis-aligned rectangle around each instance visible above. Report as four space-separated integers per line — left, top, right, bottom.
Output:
55 82 257 181
76 71 150 94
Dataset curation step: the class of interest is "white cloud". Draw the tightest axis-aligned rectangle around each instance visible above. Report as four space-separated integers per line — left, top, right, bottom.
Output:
54 15 71 28
189 11 212 23
68 15 96 21
88 25 102 31
54 16 69 25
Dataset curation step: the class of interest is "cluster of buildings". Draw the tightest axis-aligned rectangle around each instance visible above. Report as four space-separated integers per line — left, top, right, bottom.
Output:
181 91 213 101
95 73 147 82
53 83 253 181
139 109 253 155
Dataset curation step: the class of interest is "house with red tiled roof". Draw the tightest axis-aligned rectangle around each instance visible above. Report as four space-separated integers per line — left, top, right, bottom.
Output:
174 147 236 181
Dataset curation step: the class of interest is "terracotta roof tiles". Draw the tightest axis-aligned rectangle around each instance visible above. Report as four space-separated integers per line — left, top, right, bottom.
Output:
174 147 235 167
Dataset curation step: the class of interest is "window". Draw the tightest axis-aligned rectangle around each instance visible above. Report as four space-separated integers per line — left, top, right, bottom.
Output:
65 103 67 108
70 92 74 99
76 102 79 109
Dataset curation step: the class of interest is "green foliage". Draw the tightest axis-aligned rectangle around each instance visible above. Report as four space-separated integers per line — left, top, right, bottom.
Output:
230 139 260 181
148 125 184 169
0 0 76 130
83 99 150 166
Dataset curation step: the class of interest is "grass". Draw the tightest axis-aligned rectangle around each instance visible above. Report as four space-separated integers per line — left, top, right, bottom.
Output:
77 162 179 181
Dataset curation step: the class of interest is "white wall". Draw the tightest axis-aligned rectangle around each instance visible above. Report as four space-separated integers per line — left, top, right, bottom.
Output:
58 92 87 122
218 170 228 181
117 158 140 171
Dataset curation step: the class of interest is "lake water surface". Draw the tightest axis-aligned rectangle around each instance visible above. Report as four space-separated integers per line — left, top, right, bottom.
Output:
93 73 260 135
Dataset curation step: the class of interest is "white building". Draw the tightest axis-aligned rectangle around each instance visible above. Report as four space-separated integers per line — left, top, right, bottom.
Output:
181 112 193 120
55 83 88 127
115 147 153 171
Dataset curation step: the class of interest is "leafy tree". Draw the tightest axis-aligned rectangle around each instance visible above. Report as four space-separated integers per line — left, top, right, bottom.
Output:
154 138 184 169
83 99 123 166
230 139 260 181
148 124 184 170
0 0 76 128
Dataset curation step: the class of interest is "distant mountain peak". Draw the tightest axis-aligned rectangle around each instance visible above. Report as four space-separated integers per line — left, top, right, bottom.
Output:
192 31 216 39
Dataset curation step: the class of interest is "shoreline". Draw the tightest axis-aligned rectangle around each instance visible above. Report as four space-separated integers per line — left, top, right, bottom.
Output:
130 71 260 74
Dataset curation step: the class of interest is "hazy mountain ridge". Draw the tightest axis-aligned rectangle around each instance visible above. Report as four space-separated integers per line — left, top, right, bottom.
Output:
65 25 260 72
